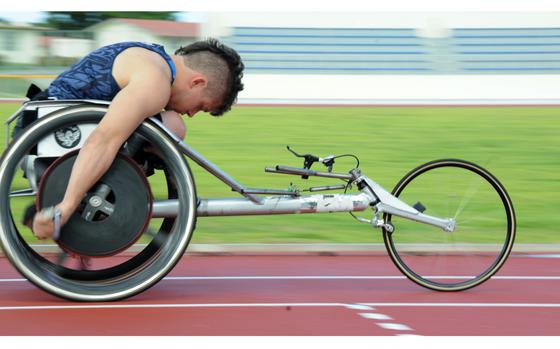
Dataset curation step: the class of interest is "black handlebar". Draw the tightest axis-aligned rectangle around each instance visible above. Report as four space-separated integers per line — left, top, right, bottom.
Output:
284 146 359 180
286 145 335 178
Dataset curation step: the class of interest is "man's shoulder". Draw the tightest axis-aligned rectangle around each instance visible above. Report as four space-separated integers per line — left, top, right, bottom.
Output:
116 46 169 69
113 46 173 88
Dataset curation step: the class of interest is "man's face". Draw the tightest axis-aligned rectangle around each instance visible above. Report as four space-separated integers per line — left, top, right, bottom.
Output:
167 76 221 118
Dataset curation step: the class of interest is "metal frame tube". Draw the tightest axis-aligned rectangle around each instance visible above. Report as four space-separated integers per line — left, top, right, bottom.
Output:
152 193 371 218
5 104 26 148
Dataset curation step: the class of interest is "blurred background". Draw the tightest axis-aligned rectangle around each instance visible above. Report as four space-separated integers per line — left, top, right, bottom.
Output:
0 11 558 246
1 11 560 102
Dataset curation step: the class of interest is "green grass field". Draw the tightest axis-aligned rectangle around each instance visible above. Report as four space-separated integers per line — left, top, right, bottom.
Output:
1 103 558 244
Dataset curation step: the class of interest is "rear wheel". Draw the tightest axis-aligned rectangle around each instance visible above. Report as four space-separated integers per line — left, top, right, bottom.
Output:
0 104 197 301
382 159 515 291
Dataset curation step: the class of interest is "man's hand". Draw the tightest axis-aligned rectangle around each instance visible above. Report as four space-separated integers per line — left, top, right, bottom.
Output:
32 204 73 240
32 209 55 240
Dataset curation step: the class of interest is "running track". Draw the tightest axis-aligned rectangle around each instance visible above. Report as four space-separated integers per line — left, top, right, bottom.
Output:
0 252 559 335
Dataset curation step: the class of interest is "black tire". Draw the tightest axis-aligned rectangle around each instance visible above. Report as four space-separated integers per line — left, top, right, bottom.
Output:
382 159 515 291
0 104 197 301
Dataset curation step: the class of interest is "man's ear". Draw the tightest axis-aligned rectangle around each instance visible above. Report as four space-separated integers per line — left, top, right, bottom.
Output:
190 76 208 88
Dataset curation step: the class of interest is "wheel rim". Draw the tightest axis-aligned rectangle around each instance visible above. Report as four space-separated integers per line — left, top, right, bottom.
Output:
0 105 196 301
383 159 515 291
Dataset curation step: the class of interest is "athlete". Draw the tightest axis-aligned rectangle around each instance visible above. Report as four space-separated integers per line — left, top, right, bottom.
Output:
27 38 244 239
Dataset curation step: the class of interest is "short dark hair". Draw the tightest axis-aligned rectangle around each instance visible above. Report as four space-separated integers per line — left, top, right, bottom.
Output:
175 38 244 116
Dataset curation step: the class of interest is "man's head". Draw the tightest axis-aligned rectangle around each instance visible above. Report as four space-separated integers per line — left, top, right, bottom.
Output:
169 38 244 117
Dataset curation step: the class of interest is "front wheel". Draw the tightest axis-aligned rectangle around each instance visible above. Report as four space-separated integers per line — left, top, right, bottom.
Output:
383 159 516 291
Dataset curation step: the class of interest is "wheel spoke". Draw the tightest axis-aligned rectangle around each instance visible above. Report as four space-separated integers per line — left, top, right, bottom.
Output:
9 188 36 197
453 176 485 220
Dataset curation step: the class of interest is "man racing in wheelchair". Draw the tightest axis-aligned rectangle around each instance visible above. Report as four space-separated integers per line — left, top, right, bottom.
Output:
14 38 244 239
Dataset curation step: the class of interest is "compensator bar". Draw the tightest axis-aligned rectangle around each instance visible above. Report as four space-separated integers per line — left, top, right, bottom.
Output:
265 165 353 180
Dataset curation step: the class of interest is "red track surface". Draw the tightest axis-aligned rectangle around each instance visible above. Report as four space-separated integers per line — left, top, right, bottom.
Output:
0 252 559 335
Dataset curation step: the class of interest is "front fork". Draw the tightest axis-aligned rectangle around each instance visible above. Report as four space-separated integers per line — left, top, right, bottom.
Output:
353 169 456 233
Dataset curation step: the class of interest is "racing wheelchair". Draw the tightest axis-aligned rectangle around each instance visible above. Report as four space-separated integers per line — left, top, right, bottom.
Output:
0 100 516 301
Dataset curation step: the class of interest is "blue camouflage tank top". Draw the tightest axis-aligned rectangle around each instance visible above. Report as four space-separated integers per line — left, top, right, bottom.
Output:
47 42 176 100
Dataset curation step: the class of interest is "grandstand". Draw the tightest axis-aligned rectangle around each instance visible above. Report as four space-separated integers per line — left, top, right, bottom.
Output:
225 26 560 74
226 27 431 74
453 27 560 73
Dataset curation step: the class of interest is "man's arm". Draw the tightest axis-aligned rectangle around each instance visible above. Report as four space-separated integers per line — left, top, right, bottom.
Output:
33 62 171 239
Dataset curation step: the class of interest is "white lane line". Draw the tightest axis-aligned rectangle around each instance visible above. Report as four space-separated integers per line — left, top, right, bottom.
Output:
0 279 26 282
345 304 375 310
166 276 404 280
377 323 413 331
483 276 560 280
0 303 346 311
2 302 560 312
359 312 393 320
2 275 560 283
165 276 560 280
363 303 560 308
358 311 415 335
